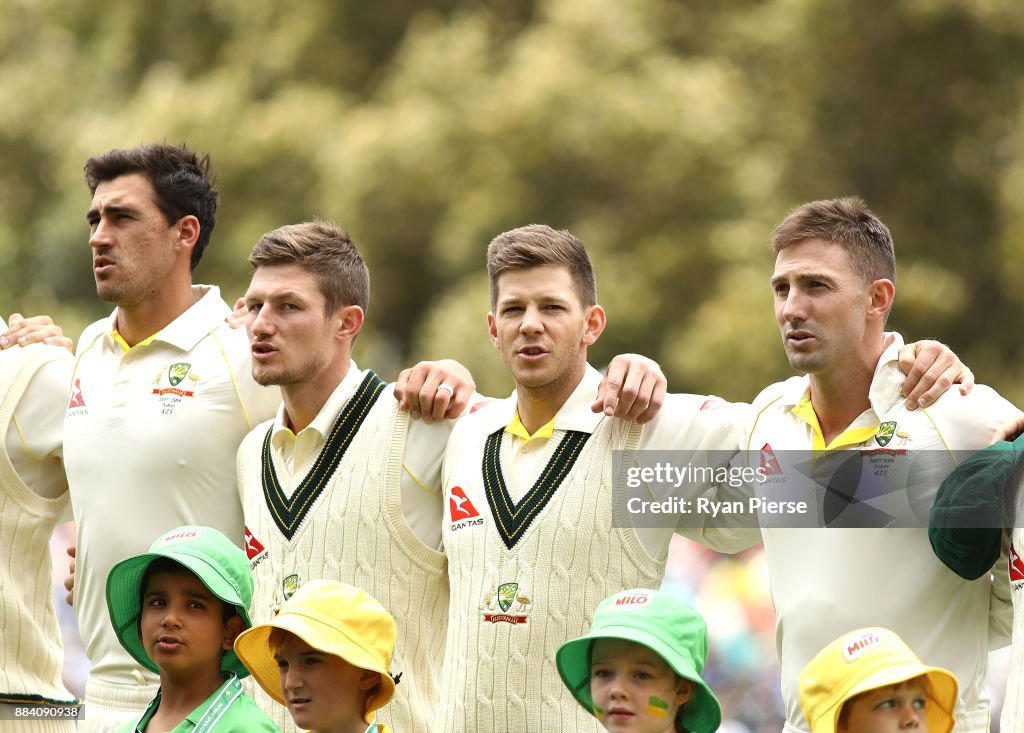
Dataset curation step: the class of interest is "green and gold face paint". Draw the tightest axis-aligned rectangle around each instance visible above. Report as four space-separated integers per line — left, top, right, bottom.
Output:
647 696 670 717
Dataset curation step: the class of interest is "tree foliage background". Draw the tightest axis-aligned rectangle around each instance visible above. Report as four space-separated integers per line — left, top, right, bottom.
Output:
4 0 1024 404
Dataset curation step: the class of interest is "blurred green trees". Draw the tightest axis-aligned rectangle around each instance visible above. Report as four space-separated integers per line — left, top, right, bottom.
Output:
3 0 1024 402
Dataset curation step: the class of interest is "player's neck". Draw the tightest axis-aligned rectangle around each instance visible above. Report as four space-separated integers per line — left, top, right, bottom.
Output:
115 281 200 348
808 369 873 445
807 338 886 445
281 358 352 434
514 364 585 435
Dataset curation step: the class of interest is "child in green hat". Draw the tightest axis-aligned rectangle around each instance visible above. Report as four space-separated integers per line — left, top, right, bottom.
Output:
105 525 279 732
556 588 722 733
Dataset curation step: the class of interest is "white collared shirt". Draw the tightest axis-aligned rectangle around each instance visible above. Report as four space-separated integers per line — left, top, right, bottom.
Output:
65 285 280 693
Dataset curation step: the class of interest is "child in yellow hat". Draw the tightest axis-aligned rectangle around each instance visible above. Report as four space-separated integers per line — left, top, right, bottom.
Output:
234 580 397 733
799 627 958 733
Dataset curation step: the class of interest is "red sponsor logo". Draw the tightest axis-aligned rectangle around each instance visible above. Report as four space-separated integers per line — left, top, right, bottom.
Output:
244 527 266 560
843 631 881 660
1010 544 1024 583
760 444 783 476
450 487 481 521
614 593 650 607
699 398 726 411
164 530 199 542
68 379 86 409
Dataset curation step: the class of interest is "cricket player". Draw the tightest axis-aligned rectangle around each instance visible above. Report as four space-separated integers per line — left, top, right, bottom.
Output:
730 197 1017 732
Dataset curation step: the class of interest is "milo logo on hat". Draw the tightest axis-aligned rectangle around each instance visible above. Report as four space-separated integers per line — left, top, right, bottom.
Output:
842 630 882 662
158 528 201 546
612 591 652 609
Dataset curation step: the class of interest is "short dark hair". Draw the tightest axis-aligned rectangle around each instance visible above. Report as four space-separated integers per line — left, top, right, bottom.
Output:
772 197 896 284
84 143 218 271
139 557 235 624
248 220 370 316
487 224 597 309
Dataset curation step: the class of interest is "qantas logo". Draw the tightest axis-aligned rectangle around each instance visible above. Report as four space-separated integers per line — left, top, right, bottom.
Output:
245 526 269 571
450 487 480 520
760 444 783 476
67 379 86 410
244 527 265 559
1010 544 1024 585
449 486 484 532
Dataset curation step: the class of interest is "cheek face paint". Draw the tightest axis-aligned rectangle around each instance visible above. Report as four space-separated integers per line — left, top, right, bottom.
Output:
594 705 605 720
647 696 670 717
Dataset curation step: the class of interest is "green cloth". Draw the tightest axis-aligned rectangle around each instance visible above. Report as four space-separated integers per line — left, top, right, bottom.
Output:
119 674 279 733
929 432 1024 580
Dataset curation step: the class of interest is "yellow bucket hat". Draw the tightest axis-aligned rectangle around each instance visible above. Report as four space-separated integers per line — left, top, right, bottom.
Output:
799 627 958 733
234 579 397 724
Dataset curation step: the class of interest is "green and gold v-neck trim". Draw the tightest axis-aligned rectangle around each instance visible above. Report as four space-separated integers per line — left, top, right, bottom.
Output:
483 426 590 550
262 371 386 540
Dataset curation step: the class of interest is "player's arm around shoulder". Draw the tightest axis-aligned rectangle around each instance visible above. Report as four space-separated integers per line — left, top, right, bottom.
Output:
639 392 751 453
19 349 74 459
439 397 502 489
924 382 1020 451
631 393 762 553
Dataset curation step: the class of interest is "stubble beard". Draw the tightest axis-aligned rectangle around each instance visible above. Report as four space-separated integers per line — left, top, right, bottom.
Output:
252 357 321 387
95 275 133 307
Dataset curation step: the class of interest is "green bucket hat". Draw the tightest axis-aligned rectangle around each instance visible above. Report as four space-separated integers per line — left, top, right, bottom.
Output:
556 589 722 733
106 525 254 678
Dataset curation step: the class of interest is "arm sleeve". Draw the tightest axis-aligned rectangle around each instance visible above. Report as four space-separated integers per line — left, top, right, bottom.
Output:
400 417 452 550
636 395 763 554
7 351 72 501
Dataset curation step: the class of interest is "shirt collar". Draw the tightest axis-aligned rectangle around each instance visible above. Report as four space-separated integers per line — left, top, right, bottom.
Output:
504 363 604 439
106 285 229 353
272 360 363 444
183 674 238 726
866 331 906 414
